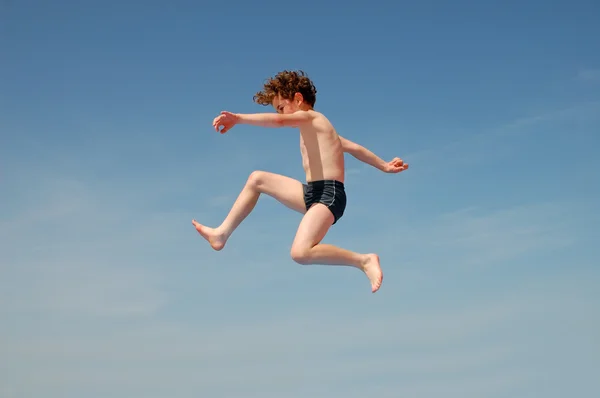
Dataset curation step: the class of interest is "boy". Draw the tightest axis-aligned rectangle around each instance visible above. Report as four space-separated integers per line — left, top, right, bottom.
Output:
192 70 408 293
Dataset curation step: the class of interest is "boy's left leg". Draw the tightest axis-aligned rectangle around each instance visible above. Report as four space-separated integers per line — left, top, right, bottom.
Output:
290 203 383 293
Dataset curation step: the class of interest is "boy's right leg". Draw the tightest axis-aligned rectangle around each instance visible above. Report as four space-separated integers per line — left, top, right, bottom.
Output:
192 170 306 250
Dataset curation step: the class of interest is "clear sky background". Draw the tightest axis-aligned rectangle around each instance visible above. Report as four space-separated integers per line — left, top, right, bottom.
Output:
1 1 599 397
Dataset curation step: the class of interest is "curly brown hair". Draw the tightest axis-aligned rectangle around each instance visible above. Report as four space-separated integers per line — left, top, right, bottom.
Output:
253 70 317 107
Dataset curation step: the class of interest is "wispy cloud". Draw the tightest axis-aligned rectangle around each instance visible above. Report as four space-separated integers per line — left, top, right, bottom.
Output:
1 265 597 397
1 84 598 398
406 201 578 268
403 100 600 167
3 4 599 397
0 182 172 318
2 177 598 396
577 68 600 82
207 193 234 207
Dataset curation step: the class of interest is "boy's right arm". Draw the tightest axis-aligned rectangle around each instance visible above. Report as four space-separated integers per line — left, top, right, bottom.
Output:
213 110 314 132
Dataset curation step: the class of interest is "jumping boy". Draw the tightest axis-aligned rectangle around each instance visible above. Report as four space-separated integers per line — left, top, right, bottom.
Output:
192 70 408 293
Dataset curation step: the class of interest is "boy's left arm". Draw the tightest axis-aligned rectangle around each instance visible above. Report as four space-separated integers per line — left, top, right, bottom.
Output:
339 135 408 173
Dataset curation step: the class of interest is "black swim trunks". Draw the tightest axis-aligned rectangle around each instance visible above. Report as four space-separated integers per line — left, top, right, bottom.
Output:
302 180 347 224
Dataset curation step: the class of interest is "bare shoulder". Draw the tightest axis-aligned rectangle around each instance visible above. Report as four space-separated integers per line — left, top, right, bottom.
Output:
307 110 334 127
307 109 327 120
297 110 335 135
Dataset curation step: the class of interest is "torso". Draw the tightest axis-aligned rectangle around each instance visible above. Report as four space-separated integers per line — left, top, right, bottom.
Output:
298 110 345 183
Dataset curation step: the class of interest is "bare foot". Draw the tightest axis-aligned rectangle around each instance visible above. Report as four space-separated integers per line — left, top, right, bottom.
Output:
192 219 227 251
361 254 383 293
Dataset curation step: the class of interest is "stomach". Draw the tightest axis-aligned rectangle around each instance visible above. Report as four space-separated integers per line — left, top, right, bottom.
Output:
300 122 345 183
302 148 345 183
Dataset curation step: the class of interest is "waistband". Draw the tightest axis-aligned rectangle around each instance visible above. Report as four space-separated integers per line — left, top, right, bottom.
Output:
306 179 344 188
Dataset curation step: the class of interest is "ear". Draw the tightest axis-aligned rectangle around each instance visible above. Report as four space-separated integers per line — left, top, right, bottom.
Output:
293 92 304 104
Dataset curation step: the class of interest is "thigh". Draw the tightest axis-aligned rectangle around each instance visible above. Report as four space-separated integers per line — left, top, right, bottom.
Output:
291 203 334 250
252 171 306 213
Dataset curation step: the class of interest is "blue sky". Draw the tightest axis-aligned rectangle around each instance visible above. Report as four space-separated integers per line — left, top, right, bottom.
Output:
1 0 599 397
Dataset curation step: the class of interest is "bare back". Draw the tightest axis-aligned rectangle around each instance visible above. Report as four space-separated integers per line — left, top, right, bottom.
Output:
298 110 345 183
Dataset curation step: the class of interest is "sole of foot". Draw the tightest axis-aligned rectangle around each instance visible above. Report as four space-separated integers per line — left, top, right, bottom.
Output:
192 219 226 251
362 253 383 293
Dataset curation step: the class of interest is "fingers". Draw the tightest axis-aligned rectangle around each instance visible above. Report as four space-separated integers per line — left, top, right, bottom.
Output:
212 115 221 131
212 114 227 133
388 157 404 167
214 122 228 134
387 162 409 173
388 157 408 173
211 112 235 134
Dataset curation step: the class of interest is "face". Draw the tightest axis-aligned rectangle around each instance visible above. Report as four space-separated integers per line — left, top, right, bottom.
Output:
272 93 303 114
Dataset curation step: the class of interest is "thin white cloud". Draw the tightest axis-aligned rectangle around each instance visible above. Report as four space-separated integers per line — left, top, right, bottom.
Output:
2 95 599 398
1 268 597 397
403 100 600 166
577 68 600 82
207 193 233 207
345 166 363 175
417 202 576 267
337 199 580 275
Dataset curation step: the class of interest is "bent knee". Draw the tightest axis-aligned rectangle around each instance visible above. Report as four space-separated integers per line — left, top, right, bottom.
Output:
247 170 267 190
290 247 312 265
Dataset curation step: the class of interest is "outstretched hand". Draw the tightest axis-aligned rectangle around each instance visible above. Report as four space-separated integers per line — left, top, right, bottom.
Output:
212 111 239 134
383 157 409 173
